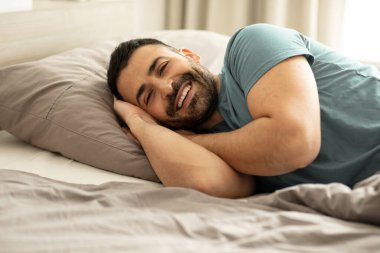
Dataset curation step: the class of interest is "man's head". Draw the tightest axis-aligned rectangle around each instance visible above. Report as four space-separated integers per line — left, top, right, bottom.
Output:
107 38 219 129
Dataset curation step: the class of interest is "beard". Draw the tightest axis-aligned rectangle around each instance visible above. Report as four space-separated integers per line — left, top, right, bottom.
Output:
159 61 218 130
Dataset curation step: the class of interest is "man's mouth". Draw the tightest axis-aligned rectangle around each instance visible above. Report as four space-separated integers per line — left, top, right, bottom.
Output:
176 82 192 111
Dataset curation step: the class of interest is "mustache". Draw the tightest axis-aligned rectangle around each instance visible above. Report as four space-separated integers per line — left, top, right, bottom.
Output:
166 72 196 116
172 72 196 93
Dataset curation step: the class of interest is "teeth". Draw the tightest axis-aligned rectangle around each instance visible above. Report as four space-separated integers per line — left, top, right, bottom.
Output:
177 85 191 109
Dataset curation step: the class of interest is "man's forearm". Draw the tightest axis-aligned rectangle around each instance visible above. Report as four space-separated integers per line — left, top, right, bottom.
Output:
190 116 320 176
127 116 255 198
113 99 255 198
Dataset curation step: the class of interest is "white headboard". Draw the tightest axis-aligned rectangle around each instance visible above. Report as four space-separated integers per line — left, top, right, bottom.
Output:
0 0 166 67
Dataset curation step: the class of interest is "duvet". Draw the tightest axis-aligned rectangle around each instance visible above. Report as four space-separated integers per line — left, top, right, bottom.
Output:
1 169 379 253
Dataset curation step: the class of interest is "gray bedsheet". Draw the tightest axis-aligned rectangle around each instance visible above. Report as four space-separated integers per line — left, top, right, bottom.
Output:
1 169 379 253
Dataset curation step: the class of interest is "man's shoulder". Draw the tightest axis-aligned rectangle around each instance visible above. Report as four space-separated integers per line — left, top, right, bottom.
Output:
225 23 302 62
227 23 296 46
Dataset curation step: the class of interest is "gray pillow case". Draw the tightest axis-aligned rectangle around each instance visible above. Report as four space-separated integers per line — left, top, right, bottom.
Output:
0 30 229 182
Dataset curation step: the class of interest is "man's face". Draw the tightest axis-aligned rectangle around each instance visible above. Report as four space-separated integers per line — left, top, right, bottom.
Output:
116 45 218 129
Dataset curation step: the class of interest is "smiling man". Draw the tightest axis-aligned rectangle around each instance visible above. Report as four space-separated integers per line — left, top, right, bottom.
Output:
107 24 380 198
111 41 220 130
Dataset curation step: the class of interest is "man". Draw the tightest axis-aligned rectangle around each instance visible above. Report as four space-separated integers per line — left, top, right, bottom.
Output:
107 24 380 198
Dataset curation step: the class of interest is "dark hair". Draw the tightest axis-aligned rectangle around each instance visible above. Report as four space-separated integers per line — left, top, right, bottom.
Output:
107 38 175 100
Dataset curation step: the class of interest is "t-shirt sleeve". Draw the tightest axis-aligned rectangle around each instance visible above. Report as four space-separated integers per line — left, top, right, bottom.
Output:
225 23 315 97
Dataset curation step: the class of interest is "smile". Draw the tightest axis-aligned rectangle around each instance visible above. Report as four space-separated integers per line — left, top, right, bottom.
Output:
176 83 192 111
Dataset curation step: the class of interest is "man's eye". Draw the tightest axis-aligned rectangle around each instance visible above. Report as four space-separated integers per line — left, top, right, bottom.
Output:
146 90 153 105
159 62 168 76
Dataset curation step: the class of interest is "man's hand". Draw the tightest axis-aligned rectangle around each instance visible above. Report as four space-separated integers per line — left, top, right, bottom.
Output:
113 99 255 198
114 99 157 128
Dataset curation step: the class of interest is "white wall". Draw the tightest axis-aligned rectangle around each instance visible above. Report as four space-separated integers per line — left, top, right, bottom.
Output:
0 0 167 66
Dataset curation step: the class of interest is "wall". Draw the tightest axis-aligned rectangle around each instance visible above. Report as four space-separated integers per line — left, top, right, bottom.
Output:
0 0 166 67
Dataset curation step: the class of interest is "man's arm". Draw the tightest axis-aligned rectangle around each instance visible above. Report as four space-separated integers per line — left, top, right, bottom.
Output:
114 100 255 198
188 56 321 176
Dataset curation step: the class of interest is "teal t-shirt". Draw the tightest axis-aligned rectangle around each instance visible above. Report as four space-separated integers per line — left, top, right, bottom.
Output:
214 23 380 193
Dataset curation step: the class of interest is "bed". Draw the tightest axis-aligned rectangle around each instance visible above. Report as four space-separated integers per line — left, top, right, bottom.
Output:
1 21 380 253
1 134 380 253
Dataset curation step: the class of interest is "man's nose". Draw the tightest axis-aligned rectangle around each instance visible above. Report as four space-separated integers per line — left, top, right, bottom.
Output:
157 79 174 98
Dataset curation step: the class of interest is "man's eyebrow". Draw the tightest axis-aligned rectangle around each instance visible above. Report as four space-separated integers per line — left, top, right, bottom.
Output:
137 56 167 105
136 84 146 106
147 56 165 76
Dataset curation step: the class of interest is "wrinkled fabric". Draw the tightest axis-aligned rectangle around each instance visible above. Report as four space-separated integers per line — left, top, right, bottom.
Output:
1 169 379 253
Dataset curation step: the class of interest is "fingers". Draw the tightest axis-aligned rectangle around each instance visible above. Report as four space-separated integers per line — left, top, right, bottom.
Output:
113 98 158 126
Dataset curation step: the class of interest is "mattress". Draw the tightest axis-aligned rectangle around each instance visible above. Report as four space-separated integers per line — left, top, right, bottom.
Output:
0 130 158 186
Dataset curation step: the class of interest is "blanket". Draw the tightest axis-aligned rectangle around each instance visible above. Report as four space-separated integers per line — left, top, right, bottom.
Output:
1 169 379 253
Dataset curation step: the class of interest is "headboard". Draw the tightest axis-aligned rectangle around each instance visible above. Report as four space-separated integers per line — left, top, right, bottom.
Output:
0 0 166 67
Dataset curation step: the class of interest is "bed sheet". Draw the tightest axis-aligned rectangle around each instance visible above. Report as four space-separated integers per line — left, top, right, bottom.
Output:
1 169 380 253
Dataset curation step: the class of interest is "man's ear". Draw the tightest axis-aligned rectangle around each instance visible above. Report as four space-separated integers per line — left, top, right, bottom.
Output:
179 48 201 63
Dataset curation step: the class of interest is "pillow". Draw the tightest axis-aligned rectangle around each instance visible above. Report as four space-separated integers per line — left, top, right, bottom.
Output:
0 30 229 182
